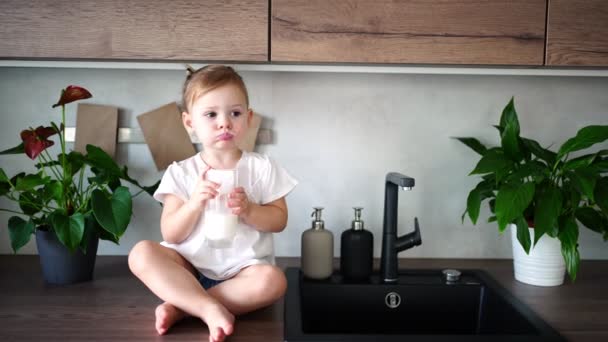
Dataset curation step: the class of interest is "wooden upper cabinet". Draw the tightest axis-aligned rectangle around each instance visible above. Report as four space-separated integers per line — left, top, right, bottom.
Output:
546 0 608 66
271 0 546 65
0 0 268 62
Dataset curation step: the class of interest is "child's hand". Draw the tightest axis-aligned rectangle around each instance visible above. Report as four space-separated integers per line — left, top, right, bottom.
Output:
186 166 219 211
228 187 250 217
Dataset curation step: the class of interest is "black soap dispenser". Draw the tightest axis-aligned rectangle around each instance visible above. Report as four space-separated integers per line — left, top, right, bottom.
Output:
340 207 373 281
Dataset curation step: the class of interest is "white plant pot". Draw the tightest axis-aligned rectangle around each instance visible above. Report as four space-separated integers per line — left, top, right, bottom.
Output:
510 224 566 286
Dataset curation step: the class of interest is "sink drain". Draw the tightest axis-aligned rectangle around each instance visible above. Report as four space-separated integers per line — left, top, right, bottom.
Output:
384 292 401 309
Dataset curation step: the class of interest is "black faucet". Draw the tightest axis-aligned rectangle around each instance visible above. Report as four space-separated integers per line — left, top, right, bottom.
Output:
380 172 422 283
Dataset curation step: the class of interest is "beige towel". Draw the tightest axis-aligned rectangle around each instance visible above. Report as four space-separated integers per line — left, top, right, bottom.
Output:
74 103 118 158
137 102 196 171
238 112 262 152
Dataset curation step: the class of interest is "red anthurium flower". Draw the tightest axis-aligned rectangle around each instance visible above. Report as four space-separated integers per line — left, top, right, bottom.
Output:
52 85 92 108
20 126 57 160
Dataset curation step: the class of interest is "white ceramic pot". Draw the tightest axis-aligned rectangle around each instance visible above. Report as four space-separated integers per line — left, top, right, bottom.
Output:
510 224 566 286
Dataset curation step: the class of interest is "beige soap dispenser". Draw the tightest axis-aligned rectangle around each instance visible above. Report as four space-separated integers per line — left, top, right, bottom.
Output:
301 207 334 279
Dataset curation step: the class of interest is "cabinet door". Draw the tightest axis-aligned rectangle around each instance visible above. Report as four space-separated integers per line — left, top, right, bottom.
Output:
272 0 545 65
0 0 268 62
546 0 608 66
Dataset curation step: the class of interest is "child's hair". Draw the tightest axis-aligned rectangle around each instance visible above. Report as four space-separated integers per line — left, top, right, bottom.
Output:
182 65 249 112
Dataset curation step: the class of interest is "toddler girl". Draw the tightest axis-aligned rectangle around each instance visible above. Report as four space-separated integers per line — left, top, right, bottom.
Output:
129 65 297 342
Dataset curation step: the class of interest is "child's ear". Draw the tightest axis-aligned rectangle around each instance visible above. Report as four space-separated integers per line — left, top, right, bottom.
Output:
247 108 253 125
182 111 193 132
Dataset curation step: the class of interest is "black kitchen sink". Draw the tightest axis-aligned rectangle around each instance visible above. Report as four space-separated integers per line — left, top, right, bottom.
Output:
284 267 566 341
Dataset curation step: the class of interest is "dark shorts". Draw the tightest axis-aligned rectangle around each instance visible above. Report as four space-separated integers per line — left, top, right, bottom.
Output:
198 273 224 290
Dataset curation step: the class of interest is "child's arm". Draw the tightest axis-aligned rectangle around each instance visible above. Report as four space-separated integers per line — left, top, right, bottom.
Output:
229 188 288 233
159 195 203 243
160 167 218 243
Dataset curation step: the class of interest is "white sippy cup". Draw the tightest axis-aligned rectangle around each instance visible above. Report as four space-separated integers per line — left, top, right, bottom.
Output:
203 169 238 248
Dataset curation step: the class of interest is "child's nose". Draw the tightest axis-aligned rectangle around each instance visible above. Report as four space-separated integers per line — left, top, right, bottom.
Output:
217 113 232 129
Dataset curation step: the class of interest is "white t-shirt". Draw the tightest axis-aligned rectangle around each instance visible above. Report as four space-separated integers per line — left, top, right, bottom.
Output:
153 151 298 280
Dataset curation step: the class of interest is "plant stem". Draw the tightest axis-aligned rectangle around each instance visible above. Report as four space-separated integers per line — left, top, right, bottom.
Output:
552 153 567 174
0 208 27 215
61 105 66 174
40 150 62 181
2 191 55 214
61 104 68 209
77 167 85 208
131 189 145 197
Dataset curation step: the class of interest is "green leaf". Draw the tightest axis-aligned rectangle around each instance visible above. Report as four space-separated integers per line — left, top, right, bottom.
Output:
86 145 122 176
495 182 535 232
521 138 556 165
453 137 488 155
566 182 582 211
79 215 98 253
518 138 532 161
595 177 608 215
493 125 504 135
515 216 531 254
505 160 548 184
15 173 49 191
534 181 563 242
0 182 9 197
43 180 63 203
8 216 35 253
563 153 598 171
0 143 25 155
49 211 85 252
591 158 608 173
59 151 86 179
499 98 523 162
141 180 161 197
10 172 25 184
568 168 598 202
558 216 580 282
18 192 40 216
92 186 132 238
0 169 10 196
0 168 8 182
118 166 159 196
557 125 608 161
97 226 120 244
466 179 495 224
499 98 517 133
466 189 481 225
575 207 607 235
469 149 511 175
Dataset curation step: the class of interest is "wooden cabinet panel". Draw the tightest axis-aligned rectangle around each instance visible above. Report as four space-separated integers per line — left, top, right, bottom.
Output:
272 0 546 65
0 0 268 62
546 0 608 66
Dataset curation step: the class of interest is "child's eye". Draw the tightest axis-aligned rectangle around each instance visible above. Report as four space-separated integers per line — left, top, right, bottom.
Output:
232 111 242 117
205 112 217 118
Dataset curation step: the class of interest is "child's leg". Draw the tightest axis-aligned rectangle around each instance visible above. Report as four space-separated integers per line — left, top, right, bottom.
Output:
207 264 287 315
128 240 234 341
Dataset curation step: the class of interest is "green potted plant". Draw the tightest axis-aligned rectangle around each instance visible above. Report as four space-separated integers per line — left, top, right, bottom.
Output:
0 85 159 284
455 98 608 286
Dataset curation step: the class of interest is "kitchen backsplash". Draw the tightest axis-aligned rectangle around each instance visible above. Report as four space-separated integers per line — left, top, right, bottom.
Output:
1 67 607 259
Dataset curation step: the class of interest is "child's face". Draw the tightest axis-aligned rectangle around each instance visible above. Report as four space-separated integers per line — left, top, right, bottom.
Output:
183 83 251 151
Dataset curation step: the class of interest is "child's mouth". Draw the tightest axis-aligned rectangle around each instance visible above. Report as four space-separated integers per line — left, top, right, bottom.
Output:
217 132 234 141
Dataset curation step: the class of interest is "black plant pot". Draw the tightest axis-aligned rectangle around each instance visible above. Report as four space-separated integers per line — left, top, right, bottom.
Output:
35 229 99 285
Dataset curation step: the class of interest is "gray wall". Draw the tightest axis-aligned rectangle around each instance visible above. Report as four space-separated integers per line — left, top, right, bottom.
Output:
1 67 607 259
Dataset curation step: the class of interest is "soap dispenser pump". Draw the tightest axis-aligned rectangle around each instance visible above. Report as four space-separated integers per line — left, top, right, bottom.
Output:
301 207 334 279
340 207 374 281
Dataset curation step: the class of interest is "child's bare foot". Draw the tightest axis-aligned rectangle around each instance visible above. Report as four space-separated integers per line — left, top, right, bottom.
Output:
155 302 187 335
201 302 235 342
